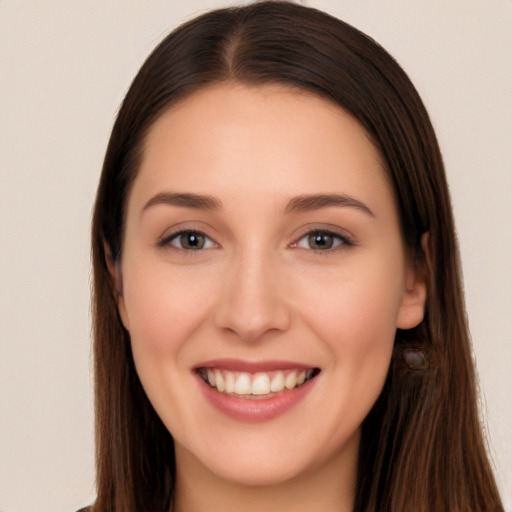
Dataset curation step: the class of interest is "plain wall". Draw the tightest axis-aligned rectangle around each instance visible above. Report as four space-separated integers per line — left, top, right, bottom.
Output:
0 1 510 511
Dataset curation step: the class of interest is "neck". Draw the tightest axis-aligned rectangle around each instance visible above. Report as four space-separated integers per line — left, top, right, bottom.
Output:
171 438 358 512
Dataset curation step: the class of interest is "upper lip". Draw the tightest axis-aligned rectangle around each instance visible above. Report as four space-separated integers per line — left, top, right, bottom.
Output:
193 358 318 373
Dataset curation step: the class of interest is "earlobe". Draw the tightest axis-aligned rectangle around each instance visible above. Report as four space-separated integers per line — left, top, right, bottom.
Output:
103 241 130 330
396 232 429 329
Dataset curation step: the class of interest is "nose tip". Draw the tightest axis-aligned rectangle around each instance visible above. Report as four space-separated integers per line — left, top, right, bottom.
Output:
213 259 291 342
222 308 288 343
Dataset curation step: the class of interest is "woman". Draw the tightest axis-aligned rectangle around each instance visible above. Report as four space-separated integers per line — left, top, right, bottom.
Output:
88 1 504 511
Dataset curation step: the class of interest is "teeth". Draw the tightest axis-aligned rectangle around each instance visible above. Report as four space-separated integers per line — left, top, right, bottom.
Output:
214 369 225 392
252 373 270 395
234 373 251 394
284 370 298 390
270 371 285 392
203 368 315 396
225 372 235 393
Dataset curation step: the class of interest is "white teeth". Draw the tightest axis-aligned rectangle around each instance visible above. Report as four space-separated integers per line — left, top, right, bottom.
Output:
203 368 315 396
270 371 285 392
252 373 271 395
225 372 235 393
284 370 298 390
234 373 252 395
214 369 225 392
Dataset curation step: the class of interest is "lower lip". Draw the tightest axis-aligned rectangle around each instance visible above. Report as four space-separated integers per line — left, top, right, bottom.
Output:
196 373 317 422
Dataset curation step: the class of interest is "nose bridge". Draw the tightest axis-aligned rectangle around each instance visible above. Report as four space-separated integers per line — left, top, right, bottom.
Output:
214 244 290 341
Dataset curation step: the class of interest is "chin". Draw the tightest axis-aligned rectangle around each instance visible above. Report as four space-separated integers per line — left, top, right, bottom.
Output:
174 424 361 490
206 455 313 487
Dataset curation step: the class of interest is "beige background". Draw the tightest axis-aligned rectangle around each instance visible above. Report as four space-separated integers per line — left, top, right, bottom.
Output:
0 1 510 511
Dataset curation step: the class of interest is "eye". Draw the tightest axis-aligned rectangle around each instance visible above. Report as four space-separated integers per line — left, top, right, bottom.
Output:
159 230 216 251
295 230 352 251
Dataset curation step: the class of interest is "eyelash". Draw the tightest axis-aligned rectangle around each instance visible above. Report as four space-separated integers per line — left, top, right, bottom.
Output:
157 230 217 251
157 228 353 253
294 229 354 253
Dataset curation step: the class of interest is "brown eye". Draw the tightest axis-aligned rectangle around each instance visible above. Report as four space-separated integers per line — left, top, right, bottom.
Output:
159 230 216 251
295 230 353 251
179 232 206 250
308 232 335 250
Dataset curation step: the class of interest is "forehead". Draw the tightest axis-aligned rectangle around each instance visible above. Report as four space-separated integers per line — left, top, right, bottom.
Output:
130 83 393 213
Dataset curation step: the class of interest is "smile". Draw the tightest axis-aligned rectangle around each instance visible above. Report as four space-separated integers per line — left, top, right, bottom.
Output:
197 368 319 398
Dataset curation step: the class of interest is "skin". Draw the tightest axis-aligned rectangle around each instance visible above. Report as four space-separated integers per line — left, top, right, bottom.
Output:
115 83 427 512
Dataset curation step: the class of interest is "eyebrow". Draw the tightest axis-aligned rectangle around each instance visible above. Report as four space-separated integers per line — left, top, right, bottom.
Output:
142 191 374 217
285 194 375 217
143 192 222 212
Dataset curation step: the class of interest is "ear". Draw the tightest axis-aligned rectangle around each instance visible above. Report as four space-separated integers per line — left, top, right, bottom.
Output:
396 232 429 329
104 241 130 330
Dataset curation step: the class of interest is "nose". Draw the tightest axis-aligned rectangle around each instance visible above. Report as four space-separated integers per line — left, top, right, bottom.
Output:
213 249 291 342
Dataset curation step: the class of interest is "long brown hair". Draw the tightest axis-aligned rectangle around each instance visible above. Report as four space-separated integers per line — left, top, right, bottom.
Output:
90 2 504 511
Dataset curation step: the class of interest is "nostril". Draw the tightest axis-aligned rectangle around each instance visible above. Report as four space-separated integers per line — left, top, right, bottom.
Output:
214 305 291 342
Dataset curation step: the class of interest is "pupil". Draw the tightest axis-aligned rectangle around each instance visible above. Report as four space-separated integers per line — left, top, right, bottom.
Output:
183 233 203 249
309 233 332 249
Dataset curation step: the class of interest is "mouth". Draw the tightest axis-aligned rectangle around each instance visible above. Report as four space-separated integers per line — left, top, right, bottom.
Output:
196 367 321 399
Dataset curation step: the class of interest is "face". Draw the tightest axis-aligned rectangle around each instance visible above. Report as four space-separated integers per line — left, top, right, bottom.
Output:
116 84 426 488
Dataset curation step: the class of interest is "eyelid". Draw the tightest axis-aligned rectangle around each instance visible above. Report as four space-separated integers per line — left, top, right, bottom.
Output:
291 228 354 251
157 229 218 250
156 225 353 252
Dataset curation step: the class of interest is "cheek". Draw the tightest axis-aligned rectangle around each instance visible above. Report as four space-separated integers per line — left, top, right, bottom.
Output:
300 259 404 382
306 263 403 342
121 261 215 356
120 263 214 431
